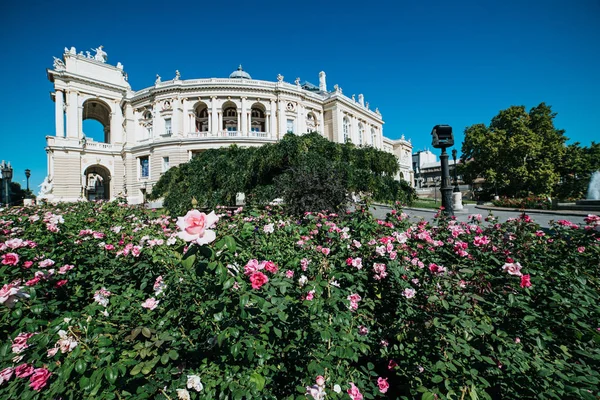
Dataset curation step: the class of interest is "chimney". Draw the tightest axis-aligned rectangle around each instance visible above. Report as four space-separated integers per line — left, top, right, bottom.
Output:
319 71 327 92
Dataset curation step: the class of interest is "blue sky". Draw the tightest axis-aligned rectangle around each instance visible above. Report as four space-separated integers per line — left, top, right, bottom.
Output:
1 0 599 191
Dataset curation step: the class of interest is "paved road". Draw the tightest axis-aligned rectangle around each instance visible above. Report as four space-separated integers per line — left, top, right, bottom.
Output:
370 205 592 228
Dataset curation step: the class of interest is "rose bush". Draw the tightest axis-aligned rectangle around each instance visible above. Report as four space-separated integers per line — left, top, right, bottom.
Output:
0 201 599 399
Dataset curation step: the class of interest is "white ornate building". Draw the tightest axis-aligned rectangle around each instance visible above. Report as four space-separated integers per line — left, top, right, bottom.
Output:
43 46 413 204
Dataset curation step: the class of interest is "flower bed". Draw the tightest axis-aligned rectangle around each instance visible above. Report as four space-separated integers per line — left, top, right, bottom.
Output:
1 201 599 399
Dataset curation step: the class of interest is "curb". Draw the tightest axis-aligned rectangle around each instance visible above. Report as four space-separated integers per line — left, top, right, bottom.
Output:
474 205 597 217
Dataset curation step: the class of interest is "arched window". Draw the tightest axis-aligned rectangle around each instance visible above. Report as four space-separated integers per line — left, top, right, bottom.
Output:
225 108 237 117
194 104 209 132
358 123 364 146
343 117 350 143
306 112 317 133
250 106 265 134
222 105 238 134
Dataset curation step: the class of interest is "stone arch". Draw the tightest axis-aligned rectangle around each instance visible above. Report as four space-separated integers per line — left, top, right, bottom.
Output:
82 99 112 143
305 111 318 133
250 102 266 133
193 101 209 132
222 100 238 133
83 164 111 201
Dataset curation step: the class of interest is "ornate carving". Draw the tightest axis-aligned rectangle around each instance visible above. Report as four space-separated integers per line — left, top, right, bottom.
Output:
53 57 65 71
92 46 107 63
277 74 284 82
286 102 295 112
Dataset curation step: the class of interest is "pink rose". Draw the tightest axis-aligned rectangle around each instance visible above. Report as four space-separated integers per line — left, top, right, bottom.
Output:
321 247 330 256
55 280 68 288
377 377 389 394
29 368 51 391
316 375 325 387
306 290 315 301
249 272 268 290
520 274 531 288
262 261 278 274
0 367 14 385
176 210 219 245
358 325 368 335
15 363 34 378
141 297 159 310
12 332 35 354
502 262 523 277
1 253 19 266
39 259 55 268
347 382 363 400
285 270 294 278
388 359 398 370
23 261 33 269
58 264 75 274
244 259 260 275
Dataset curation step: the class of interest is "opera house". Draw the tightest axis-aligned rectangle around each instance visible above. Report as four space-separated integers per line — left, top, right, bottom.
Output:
43 46 413 204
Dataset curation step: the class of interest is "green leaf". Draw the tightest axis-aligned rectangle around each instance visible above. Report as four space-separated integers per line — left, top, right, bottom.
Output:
104 367 118 384
130 363 143 376
432 375 444 383
524 315 535 322
75 359 87 374
168 349 179 360
422 393 436 400
141 327 152 338
182 254 196 269
250 372 266 391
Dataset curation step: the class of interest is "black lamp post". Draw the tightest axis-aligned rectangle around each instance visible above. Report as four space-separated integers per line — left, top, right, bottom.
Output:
1 161 13 207
451 149 459 193
25 169 31 194
431 125 454 217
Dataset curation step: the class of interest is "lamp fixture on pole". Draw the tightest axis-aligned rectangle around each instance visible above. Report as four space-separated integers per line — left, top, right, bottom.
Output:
431 125 454 217
25 169 31 193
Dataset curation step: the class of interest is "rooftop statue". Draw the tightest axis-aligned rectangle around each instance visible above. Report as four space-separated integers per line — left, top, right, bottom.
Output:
175 70 181 81
155 74 161 85
277 74 284 82
53 57 65 71
92 45 107 63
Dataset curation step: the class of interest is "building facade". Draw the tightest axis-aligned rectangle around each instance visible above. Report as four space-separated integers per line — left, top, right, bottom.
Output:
43 46 413 204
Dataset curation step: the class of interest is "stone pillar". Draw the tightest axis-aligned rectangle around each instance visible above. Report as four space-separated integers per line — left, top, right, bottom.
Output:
236 110 241 135
111 102 122 144
218 111 223 136
270 100 277 138
211 98 218 136
182 99 189 134
318 111 324 135
278 100 286 138
66 91 79 138
336 111 344 143
297 104 304 134
55 90 65 137
172 97 180 136
241 97 247 136
352 116 359 144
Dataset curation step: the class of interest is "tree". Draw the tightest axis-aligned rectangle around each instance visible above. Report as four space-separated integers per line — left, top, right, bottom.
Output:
555 141 600 199
149 132 416 216
461 103 567 198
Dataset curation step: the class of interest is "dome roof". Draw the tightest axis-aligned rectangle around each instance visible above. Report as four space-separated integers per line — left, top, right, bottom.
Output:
229 65 251 79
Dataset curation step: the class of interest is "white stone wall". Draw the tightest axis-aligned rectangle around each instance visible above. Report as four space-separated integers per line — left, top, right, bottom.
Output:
45 48 410 203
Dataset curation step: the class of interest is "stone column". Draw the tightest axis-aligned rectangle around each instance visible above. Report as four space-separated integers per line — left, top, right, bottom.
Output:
211 98 218 136
172 97 180 136
55 90 65 137
278 101 286 137
318 111 324 135
297 104 304 134
270 100 277 138
218 111 223 136
182 99 189 134
236 110 241 135
241 97 247 136
111 101 123 144
66 91 79 138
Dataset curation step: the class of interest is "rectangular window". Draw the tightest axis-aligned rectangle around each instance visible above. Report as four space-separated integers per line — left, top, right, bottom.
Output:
286 119 294 133
139 156 149 179
162 156 170 172
164 118 172 135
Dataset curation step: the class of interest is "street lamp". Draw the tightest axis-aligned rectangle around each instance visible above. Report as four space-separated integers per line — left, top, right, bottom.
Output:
1 161 13 207
431 125 454 216
451 149 459 193
25 169 31 193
